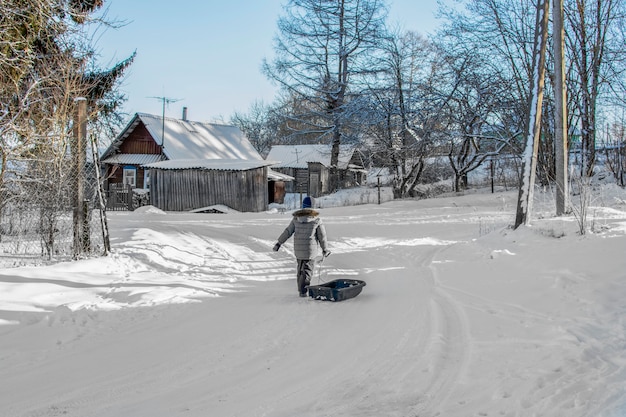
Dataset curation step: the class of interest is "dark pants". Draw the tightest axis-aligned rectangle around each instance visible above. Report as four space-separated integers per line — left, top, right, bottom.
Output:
297 259 314 295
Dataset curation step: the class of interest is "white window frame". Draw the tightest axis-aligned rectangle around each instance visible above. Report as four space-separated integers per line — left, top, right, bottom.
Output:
123 167 136 187
143 169 150 189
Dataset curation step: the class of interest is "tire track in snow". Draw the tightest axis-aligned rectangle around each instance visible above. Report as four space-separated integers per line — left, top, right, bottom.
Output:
410 245 472 416
297 243 473 417
282 239 474 417
248 243 438 417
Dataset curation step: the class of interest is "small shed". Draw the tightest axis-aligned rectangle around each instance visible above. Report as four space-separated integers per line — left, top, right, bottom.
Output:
266 144 366 197
144 159 274 212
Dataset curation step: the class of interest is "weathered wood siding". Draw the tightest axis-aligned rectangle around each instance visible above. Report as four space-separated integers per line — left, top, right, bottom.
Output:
273 167 308 193
149 167 268 212
308 162 330 197
271 160 365 197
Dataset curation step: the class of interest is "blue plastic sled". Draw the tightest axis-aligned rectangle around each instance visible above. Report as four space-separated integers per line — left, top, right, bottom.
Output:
307 279 366 301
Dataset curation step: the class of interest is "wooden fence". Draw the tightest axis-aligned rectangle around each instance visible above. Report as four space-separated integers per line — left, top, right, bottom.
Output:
105 183 134 211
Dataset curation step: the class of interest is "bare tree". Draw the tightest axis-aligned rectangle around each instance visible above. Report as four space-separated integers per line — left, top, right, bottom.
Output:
438 0 572 180
565 0 626 177
230 100 281 158
439 0 536 120
364 31 445 197
263 0 388 192
0 0 133 262
435 0 538 195
603 116 626 186
441 48 520 192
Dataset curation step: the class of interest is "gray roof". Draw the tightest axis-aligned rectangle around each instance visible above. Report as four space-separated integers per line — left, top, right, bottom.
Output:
266 144 356 169
101 153 166 165
143 159 273 171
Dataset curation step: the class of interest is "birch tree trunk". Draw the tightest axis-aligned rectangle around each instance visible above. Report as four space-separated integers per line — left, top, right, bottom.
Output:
514 0 550 228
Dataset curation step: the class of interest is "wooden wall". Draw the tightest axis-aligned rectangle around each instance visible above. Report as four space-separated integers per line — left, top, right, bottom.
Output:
273 167 308 193
149 167 268 212
308 163 331 197
105 121 161 188
120 123 161 154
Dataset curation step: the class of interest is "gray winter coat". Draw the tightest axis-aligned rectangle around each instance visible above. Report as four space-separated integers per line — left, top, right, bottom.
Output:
277 208 328 260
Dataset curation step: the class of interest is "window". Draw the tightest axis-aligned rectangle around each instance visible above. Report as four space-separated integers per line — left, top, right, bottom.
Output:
123 167 136 187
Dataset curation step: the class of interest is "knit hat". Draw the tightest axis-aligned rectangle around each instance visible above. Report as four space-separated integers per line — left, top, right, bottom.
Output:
302 196 313 209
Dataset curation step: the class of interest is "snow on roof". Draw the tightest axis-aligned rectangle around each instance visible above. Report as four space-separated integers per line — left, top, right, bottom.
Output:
143 158 273 171
265 144 356 169
101 153 166 165
136 113 263 161
268 169 295 181
103 113 263 163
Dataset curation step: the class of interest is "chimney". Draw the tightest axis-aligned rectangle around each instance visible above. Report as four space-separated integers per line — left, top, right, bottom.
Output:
182 107 188 121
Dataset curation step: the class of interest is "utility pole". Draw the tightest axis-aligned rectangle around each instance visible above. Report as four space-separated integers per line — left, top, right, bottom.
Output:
292 147 303 206
553 0 569 216
73 97 89 257
515 0 550 228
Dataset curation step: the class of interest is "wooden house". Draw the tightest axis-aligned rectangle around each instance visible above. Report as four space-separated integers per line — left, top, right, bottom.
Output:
101 112 279 212
265 145 366 197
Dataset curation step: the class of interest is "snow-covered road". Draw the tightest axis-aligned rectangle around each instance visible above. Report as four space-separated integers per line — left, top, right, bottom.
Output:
1 191 625 416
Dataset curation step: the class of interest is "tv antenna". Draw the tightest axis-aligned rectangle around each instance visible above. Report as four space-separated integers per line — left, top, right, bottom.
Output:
149 96 182 149
292 147 301 163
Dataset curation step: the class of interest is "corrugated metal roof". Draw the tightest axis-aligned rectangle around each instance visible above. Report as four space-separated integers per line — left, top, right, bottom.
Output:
268 169 295 181
143 158 273 171
101 153 166 165
265 144 356 169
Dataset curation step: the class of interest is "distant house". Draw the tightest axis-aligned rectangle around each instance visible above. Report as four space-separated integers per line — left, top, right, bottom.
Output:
101 112 277 212
266 144 366 197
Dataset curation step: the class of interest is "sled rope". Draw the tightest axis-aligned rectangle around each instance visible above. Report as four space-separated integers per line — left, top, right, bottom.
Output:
316 253 328 284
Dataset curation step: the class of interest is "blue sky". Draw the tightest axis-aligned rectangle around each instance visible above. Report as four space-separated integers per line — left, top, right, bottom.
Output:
95 0 445 123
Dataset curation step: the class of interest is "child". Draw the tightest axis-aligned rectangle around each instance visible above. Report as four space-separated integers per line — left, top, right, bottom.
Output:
273 196 330 296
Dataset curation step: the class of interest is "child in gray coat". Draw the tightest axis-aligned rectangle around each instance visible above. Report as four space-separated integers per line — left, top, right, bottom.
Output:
273 196 330 297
